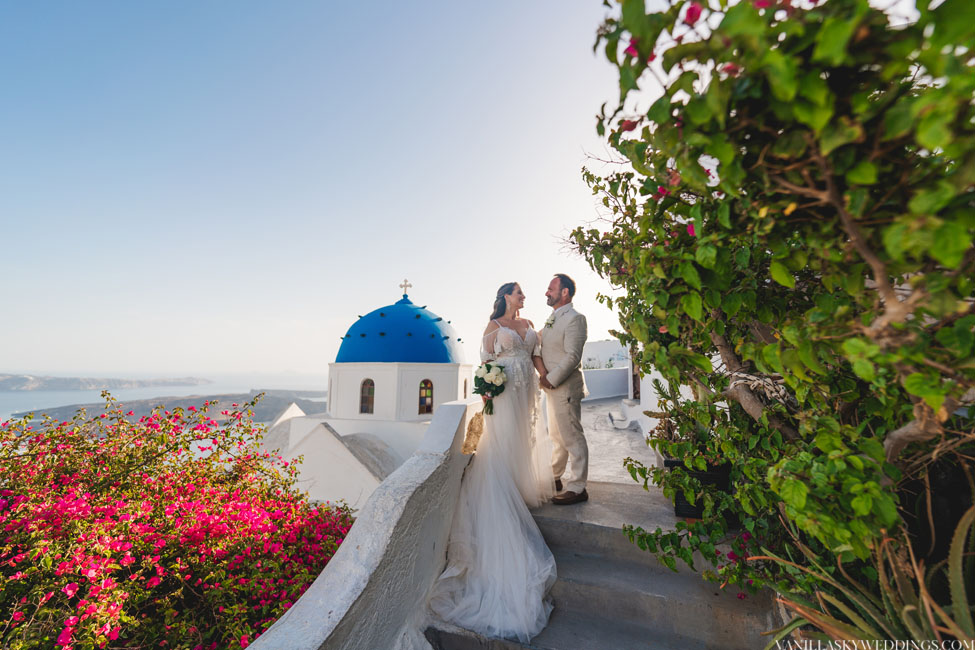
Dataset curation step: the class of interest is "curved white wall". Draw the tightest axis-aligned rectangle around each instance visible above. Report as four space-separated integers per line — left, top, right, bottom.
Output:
250 399 480 650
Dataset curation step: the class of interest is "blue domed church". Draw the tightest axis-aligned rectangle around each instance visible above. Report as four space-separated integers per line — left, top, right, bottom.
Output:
327 286 473 431
260 284 474 508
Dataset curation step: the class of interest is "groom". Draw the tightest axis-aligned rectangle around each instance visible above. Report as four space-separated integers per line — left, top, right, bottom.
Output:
539 273 589 505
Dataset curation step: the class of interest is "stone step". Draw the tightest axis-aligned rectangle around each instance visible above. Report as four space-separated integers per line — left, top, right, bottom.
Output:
549 547 776 650
425 608 679 650
427 481 780 650
530 480 682 569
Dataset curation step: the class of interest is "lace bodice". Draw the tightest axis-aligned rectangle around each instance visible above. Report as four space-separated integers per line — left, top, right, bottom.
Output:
481 323 540 390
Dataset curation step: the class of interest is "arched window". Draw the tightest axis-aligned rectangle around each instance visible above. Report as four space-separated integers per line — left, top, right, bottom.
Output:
419 379 433 414
360 379 375 414
463 378 468 399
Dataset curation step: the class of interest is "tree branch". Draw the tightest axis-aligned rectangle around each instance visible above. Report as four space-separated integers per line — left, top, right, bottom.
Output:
807 144 913 335
709 328 800 441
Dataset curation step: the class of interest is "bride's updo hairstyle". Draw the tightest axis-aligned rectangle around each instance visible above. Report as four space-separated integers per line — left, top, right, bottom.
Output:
490 282 518 320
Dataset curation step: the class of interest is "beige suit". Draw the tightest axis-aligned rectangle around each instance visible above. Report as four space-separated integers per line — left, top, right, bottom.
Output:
539 303 588 494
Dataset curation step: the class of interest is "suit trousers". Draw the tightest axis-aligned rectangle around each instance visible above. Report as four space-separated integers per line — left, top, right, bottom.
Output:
546 373 588 494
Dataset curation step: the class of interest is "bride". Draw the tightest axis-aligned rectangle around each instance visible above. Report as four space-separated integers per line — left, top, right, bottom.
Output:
428 282 557 642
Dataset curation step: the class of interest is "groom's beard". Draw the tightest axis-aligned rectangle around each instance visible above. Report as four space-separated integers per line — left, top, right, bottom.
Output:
546 296 557 307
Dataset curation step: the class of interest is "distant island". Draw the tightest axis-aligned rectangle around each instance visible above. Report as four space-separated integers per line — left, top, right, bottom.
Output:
0 374 212 392
11 389 327 423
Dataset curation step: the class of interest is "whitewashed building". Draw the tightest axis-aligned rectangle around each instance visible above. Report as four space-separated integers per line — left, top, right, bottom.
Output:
261 287 473 507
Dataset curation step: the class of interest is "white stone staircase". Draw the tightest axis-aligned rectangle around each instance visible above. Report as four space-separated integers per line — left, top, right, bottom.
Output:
425 481 779 650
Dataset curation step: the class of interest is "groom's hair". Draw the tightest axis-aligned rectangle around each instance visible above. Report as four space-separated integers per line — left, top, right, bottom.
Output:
553 273 576 299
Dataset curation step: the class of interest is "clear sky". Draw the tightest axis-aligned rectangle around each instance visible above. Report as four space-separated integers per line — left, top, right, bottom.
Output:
0 1 626 378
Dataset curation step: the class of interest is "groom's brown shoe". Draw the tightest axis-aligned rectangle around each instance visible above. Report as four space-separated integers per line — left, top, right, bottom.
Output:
552 489 588 505
555 479 563 492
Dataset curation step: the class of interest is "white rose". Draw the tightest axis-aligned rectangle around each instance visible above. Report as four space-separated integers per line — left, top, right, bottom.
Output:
475 366 487 378
493 375 506 386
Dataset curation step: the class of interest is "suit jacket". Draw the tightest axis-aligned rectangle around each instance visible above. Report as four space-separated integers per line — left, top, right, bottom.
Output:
540 303 588 396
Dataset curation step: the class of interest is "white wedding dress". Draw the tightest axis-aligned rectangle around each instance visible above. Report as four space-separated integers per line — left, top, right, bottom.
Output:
429 323 557 642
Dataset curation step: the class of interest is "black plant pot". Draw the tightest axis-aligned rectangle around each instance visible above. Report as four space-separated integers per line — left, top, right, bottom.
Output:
663 458 731 519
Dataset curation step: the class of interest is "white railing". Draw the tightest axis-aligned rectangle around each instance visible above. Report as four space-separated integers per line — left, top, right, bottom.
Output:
250 399 480 650
581 366 631 400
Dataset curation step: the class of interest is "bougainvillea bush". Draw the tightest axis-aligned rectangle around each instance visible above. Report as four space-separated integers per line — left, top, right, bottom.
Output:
574 0 974 636
0 395 353 649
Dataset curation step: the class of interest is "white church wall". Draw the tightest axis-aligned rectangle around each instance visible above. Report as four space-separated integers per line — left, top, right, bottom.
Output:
394 363 464 421
285 424 381 509
323 417 426 463
327 363 400 420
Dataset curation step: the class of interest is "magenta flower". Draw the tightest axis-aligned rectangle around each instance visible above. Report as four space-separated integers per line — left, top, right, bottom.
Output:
63 582 79 597
754 0 773 7
620 119 638 132
721 62 742 76
687 223 696 236
56 626 74 646
624 37 639 58
684 1 703 25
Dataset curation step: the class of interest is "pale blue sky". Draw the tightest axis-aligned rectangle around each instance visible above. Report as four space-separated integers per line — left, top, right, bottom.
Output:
0 2 625 377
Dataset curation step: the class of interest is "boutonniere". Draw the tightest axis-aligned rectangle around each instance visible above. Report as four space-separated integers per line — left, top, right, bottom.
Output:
545 314 556 329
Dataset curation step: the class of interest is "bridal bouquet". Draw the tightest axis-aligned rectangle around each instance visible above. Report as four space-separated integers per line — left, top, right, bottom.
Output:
473 362 507 414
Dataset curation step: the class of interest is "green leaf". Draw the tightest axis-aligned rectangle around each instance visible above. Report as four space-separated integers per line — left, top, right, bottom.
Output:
932 221 971 268
882 223 909 261
851 494 872 516
948 507 975 638
794 100 834 133
687 353 714 373
909 180 956 215
685 97 712 125
722 292 743 317
680 261 702 290
813 16 858 66
695 244 717 269
852 359 875 381
780 479 808 510
717 203 731 229
799 339 828 375
845 160 878 185
772 131 808 159
647 96 671 124
798 71 830 106
770 260 796 288
884 99 914 140
917 109 952 150
680 292 704 321
820 117 864 155
719 2 764 38
761 50 798 102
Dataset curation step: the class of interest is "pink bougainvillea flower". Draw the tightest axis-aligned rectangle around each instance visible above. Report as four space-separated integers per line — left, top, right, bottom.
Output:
240 635 250 648
12 611 24 621
721 62 742 76
56 626 74 646
620 119 638 132
658 326 669 333
624 37 639 58
648 51 657 62
687 223 696 236
63 583 79 597
684 2 703 26
754 0 773 7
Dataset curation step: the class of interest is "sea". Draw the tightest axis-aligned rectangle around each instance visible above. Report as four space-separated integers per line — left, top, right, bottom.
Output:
0 373 328 422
